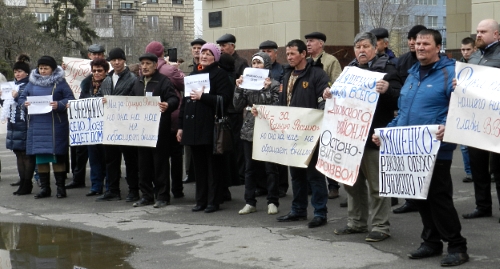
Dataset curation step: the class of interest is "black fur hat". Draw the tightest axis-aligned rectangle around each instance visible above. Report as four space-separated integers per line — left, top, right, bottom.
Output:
13 54 31 74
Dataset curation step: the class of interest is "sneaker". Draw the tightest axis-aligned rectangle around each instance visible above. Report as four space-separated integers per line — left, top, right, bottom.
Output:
125 191 140 202
328 189 339 199
365 231 390 242
334 225 368 235
238 204 256 215
95 192 121 202
407 244 442 259
268 203 278 215
440 253 469 267
133 198 154 207
153 200 170 208
462 175 473 183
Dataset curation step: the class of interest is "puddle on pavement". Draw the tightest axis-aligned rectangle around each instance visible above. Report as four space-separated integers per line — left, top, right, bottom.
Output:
0 222 135 269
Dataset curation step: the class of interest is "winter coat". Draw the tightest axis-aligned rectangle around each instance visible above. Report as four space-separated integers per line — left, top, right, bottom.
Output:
279 59 330 109
131 70 179 145
311 50 342 82
178 62 233 146
468 41 500 67
387 55 456 160
233 52 280 142
19 67 75 155
79 74 98 99
348 54 402 149
396 51 418 83
157 57 185 92
97 67 136 97
6 77 30 151
178 59 196 76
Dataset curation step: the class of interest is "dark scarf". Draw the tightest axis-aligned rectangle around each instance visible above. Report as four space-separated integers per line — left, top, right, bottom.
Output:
92 75 104 95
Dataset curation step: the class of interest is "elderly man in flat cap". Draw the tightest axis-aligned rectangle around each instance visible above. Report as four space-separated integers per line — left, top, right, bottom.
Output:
179 38 207 75
259 40 284 83
305 32 343 200
65 43 107 192
370 28 398 65
216 33 249 195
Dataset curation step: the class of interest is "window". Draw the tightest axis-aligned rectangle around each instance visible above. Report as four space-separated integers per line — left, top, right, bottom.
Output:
173 16 183 31
121 15 134 37
398 15 409 27
443 0 446 5
124 43 132 56
148 16 159 31
172 0 183 4
4 0 27 5
417 0 437 5
443 16 446 28
35 13 50 22
427 16 438 27
120 1 134 9
415 16 425 25
93 14 113 28
92 0 112 9
147 0 157 3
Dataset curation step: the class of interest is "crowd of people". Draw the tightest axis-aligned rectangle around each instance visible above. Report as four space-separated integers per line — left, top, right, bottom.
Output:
3 17 500 267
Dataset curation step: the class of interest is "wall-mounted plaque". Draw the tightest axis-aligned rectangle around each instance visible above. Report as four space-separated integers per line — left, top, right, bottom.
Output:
209 11 222 28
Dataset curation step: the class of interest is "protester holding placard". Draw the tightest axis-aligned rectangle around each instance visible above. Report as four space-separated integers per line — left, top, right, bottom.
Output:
272 39 330 228
461 19 500 221
19 55 75 199
328 32 401 242
78 58 109 197
95 48 139 203
6 54 35 196
177 43 232 213
373 29 468 266
233 52 280 215
130 53 179 208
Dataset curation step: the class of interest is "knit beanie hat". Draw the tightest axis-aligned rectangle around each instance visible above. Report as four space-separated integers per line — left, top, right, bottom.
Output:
408 25 427 39
37 55 57 71
108 48 126 61
13 54 31 74
200 43 221 62
145 41 165 57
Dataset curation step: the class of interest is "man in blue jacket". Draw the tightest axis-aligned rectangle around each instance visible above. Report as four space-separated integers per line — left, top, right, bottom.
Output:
373 29 468 266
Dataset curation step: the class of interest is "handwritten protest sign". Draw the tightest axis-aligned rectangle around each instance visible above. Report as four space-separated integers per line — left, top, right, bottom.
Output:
67 97 104 146
103 96 161 147
316 66 385 186
375 125 440 199
63 57 91 99
184 74 210 97
252 105 323 168
240 68 268 90
0 82 18 100
27 95 52 114
444 62 500 152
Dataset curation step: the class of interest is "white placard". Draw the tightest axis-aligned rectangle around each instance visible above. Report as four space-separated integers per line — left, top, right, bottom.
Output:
102 95 161 147
444 62 500 153
240 68 268 90
183 73 210 97
316 66 385 186
27 95 52 114
375 125 441 199
252 105 323 167
67 97 104 146
0 82 18 100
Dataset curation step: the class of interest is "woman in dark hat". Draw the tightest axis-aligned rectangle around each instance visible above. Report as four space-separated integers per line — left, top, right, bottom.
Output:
18 55 75 199
5 54 35 195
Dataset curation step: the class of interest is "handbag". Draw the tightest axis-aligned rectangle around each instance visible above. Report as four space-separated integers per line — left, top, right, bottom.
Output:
213 95 233 154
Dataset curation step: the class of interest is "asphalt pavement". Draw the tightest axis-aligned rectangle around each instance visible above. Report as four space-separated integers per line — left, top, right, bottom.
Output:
0 136 499 269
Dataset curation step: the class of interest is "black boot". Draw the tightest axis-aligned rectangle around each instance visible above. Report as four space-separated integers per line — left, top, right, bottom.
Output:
34 173 51 199
14 177 33 195
55 172 67 198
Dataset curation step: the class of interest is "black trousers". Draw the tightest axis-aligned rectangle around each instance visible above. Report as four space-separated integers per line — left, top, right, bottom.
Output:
469 147 500 212
138 141 170 202
70 145 88 184
105 145 139 195
169 132 184 196
242 141 279 207
228 113 245 185
414 160 467 253
191 144 223 207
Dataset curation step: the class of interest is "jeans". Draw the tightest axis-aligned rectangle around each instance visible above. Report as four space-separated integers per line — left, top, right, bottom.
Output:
289 147 328 218
242 141 279 207
414 160 467 253
460 145 471 175
87 144 106 193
